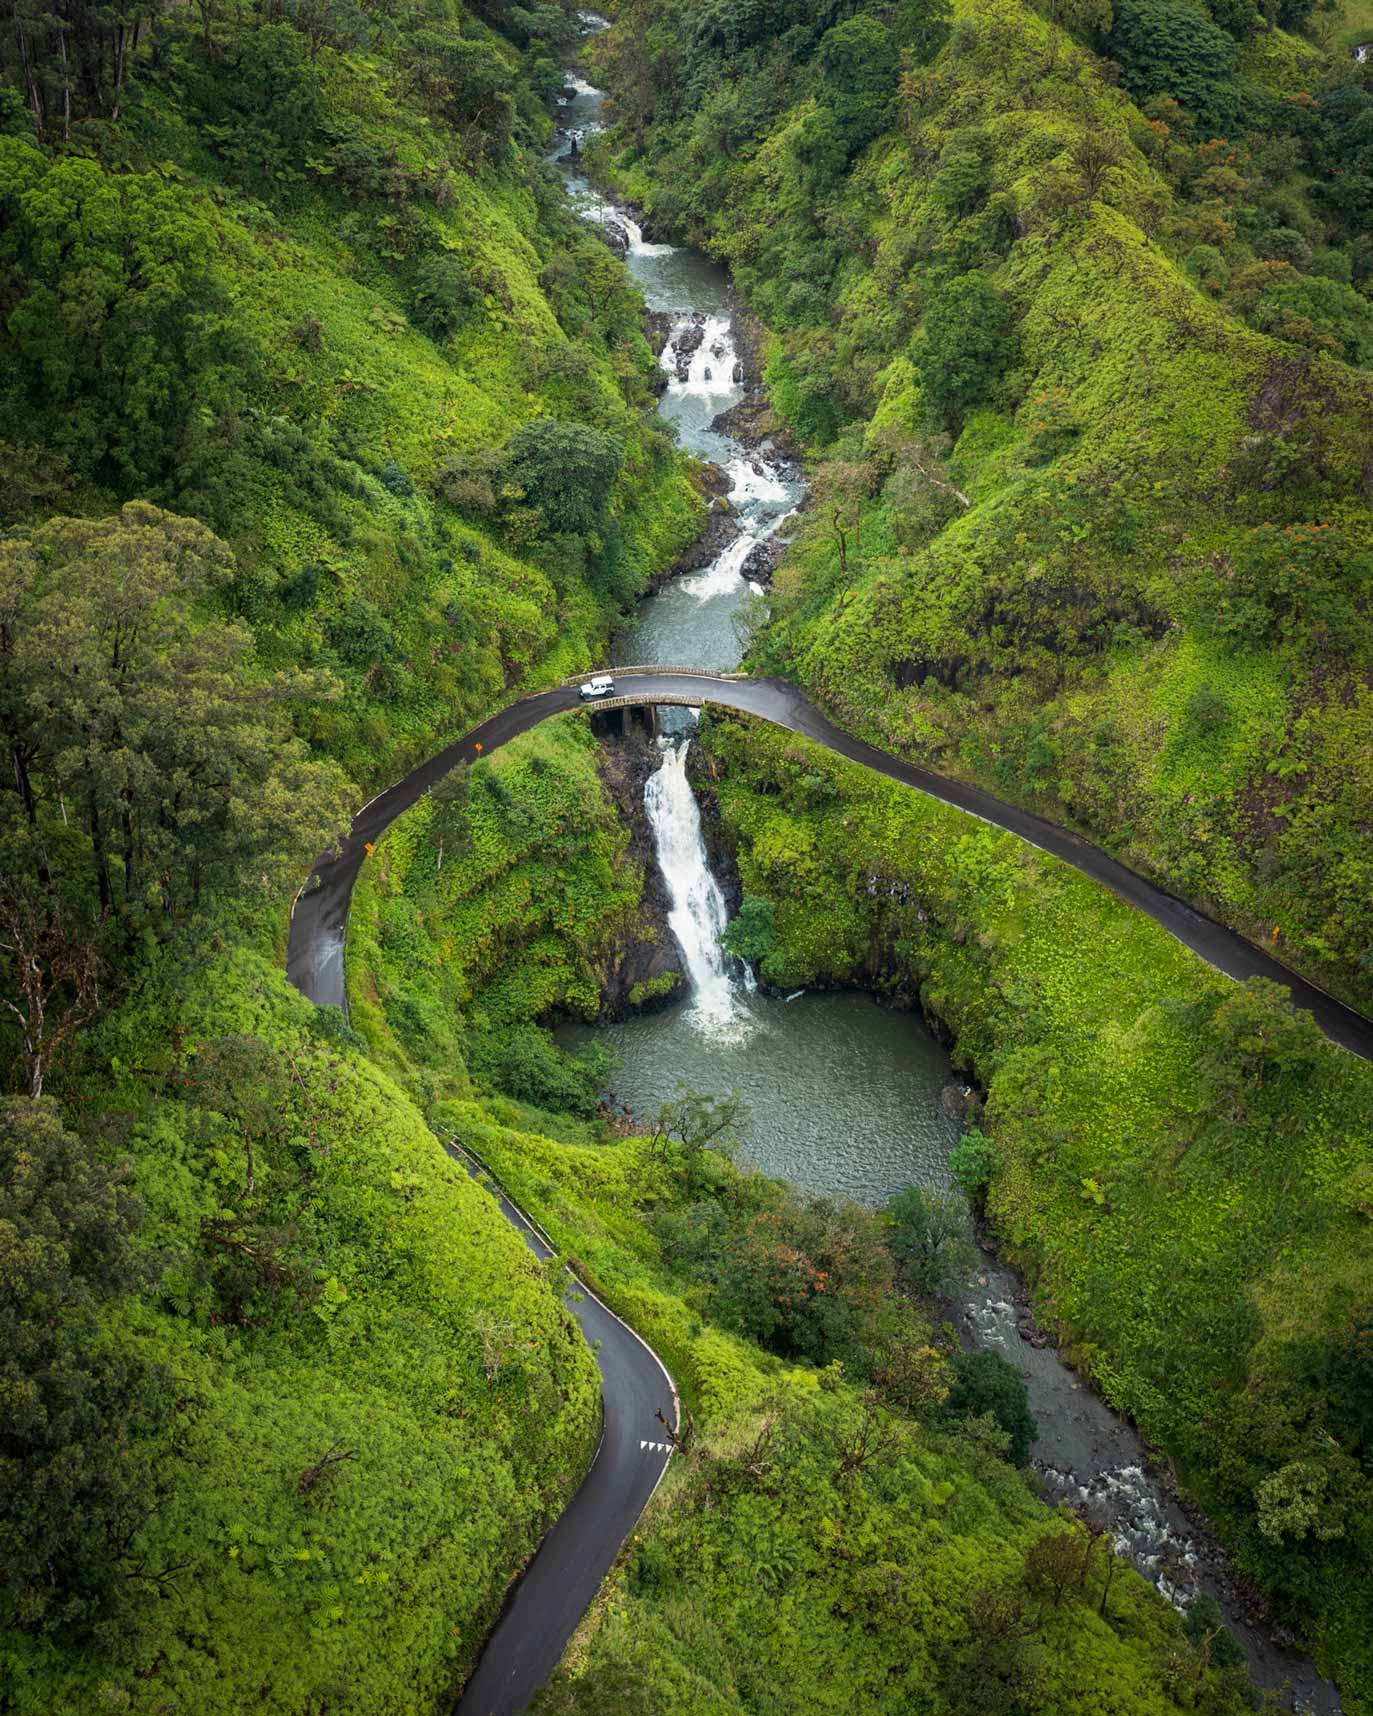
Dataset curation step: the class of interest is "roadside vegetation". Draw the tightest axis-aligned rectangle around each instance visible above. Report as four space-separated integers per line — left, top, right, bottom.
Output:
423 1083 1263 1716
0 0 696 1707
699 708 1373 1701
586 0 1373 1695
347 720 665 1108
2 0 1370 1705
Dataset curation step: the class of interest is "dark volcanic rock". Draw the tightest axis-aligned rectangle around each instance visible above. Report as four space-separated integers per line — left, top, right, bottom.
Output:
594 732 686 1016
656 507 741 585
686 745 743 918
668 315 706 382
740 536 783 586
596 216 630 258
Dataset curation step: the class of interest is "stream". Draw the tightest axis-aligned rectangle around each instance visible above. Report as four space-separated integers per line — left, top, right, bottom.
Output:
552 36 1339 1713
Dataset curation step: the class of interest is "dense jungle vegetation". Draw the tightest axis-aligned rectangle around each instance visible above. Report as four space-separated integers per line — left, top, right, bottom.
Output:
0 0 699 1705
345 853 1268 1716
581 0 1373 1697
593 0 1373 1018
2 0 1371 1705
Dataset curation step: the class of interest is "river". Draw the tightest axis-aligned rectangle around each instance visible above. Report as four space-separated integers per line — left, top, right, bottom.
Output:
551 38 1339 1714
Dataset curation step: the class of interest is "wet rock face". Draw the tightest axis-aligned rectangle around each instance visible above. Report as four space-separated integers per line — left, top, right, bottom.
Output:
594 730 687 1018
740 535 783 586
597 216 630 258
940 1081 976 1121
667 315 706 383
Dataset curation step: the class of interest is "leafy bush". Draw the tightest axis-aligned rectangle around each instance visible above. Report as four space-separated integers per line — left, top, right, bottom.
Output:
815 16 899 159
886 1184 979 1295
948 1127 996 1198
506 419 626 537
469 1024 616 1117
914 273 1019 432
0 142 242 493
411 253 475 339
0 1101 173 1638
722 895 778 964
1210 523 1373 659
945 1349 1038 1464
198 23 326 188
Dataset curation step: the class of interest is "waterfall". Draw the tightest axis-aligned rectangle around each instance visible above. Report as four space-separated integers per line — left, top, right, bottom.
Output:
644 737 753 1039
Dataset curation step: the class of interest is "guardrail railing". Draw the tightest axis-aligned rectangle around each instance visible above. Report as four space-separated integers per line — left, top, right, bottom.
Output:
560 665 746 686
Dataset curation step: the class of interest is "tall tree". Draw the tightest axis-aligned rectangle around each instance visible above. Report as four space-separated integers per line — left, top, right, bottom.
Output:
1 502 352 926
0 140 245 495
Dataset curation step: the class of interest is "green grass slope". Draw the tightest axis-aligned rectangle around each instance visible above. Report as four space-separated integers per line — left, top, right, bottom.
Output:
594 0 1373 1013
0 3 702 1706
1 949 600 1714
698 709 1373 1704
1 4 702 788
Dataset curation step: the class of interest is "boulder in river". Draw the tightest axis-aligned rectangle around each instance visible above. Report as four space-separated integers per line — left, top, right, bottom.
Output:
670 317 707 382
740 537 783 586
597 217 629 258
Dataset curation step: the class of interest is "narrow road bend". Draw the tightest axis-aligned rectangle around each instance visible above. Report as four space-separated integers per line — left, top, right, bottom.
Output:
288 670 1373 1058
441 1135 677 1716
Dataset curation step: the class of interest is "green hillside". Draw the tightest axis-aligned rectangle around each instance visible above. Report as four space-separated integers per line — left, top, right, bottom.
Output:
0 0 697 1706
3 0 1371 1708
580 0 1373 1696
594 0 1373 1014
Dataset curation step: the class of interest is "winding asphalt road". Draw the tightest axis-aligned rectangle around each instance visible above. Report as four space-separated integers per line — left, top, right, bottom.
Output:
288 669 1373 1056
284 668 1373 1715
439 1135 678 1716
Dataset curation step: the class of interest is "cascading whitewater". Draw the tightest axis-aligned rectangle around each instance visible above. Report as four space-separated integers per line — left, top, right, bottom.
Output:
643 738 751 1038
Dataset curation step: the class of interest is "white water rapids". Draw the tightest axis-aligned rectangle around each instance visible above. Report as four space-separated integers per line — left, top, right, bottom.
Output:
553 52 1343 1712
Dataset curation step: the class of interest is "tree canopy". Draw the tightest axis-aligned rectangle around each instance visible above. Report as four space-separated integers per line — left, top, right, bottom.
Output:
0 503 350 927
0 1100 174 1638
506 419 626 538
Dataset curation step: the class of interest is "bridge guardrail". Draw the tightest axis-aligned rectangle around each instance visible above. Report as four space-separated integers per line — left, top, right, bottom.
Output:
580 693 706 713
560 666 746 686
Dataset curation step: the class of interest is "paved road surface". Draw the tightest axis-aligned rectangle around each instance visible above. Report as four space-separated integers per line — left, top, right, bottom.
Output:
288 670 1373 1057
283 668 1373 1716
439 1139 677 1716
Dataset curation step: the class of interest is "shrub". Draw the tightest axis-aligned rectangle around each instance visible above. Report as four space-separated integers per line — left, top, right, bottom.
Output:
948 1128 995 1198
885 1184 978 1295
328 597 400 670
1184 243 1229 294
0 1101 174 1637
378 460 414 498
505 419 625 538
469 1024 615 1117
816 17 900 158
412 254 475 339
945 1349 1037 1464
915 274 1018 432
1211 523 1373 658
722 896 778 964
1182 683 1230 735
1183 1594 1248 1670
